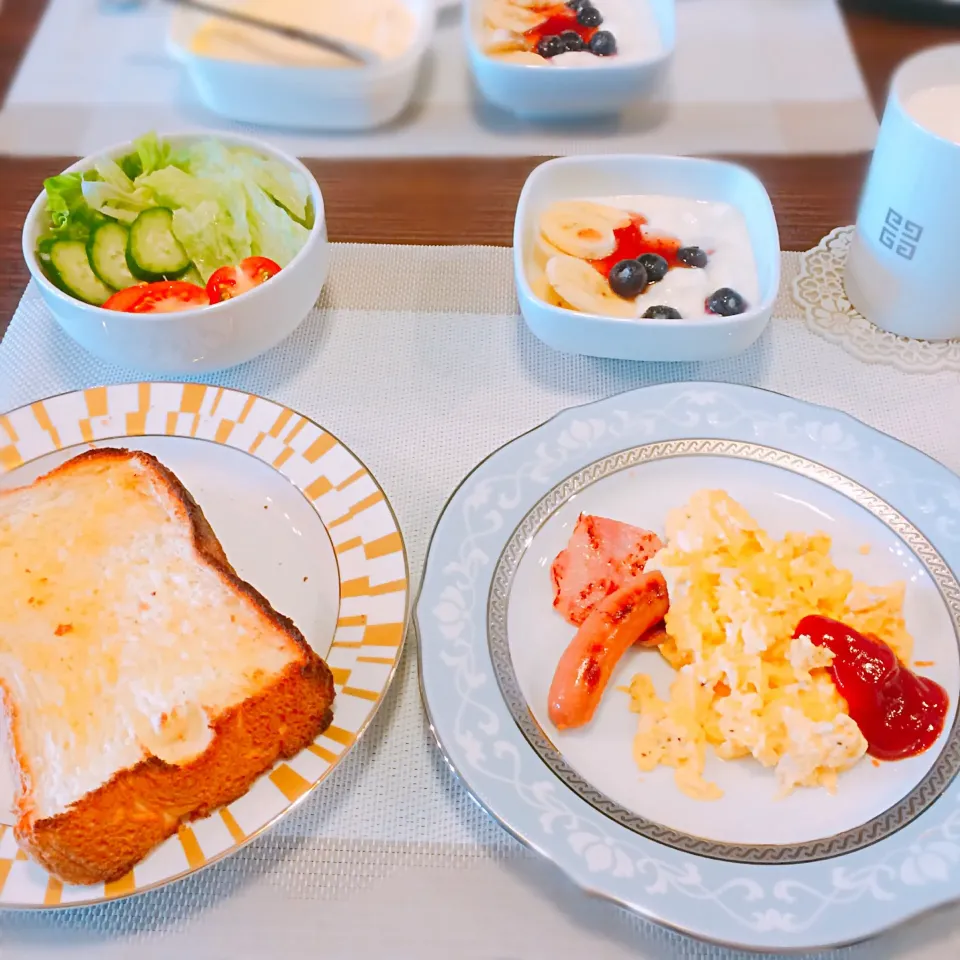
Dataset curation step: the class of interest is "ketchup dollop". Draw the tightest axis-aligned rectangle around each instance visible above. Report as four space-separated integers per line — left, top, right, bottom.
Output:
589 216 684 278
794 615 949 761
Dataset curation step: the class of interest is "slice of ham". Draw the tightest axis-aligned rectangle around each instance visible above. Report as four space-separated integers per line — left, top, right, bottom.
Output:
551 514 663 626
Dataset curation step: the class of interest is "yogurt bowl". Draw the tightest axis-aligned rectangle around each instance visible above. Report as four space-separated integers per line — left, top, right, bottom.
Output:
22 132 329 375
466 0 673 118
514 155 780 362
167 0 434 129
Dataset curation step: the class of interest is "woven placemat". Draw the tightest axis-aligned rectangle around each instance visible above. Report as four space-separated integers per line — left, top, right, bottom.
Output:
0 243 957 959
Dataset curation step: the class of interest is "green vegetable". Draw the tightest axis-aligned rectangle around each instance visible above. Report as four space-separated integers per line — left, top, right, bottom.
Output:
46 241 114 305
87 222 136 290
244 178 310 268
126 208 190 281
38 131 312 291
42 175 105 241
171 200 251 282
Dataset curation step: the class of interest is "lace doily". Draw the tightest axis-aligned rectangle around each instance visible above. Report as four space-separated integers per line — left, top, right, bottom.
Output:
792 226 960 374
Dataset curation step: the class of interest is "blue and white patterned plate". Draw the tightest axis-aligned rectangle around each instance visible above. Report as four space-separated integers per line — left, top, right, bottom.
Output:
416 381 960 952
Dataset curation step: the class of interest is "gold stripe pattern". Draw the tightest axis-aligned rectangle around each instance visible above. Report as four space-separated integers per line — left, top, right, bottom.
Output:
177 825 206 870
269 764 311 802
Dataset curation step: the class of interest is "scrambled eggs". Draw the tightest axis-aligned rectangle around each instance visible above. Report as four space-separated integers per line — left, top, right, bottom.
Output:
628 490 911 800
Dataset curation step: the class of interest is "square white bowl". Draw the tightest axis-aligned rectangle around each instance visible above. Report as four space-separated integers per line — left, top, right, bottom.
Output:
465 0 674 118
167 0 434 130
514 155 781 362
21 132 329 376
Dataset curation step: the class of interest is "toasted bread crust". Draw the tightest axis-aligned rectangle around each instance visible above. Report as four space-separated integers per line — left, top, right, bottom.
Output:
8 448 335 885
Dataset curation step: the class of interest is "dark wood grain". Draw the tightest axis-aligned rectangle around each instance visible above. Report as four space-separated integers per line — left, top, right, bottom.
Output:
1 0 959 341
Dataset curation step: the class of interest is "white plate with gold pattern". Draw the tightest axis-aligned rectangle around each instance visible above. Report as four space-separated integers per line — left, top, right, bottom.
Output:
0 383 408 908
417 381 960 953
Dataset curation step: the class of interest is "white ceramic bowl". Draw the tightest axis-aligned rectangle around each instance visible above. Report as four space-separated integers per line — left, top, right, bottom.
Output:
514 155 781 363
22 132 329 375
465 0 674 118
167 0 434 130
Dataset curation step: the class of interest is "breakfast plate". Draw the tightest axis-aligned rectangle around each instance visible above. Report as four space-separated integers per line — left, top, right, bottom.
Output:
416 381 960 952
0 382 408 907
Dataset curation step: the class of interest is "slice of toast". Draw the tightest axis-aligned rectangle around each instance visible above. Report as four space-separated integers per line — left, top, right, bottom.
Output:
0 448 335 885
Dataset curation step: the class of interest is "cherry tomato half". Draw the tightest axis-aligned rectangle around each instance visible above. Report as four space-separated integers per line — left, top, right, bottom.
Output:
102 284 148 312
123 281 210 314
206 257 282 304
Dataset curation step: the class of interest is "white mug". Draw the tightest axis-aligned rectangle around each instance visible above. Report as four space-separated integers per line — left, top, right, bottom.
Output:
846 44 960 341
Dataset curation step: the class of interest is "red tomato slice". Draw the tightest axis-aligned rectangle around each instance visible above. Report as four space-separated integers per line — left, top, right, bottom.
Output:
206 257 282 304
102 284 148 312
125 281 210 314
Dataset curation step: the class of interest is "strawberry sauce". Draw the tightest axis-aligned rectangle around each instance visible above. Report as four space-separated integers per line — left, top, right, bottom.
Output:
524 8 597 47
589 216 684 278
794 615 949 761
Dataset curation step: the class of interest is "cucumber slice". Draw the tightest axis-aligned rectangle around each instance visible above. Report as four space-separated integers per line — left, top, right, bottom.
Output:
126 208 190 281
46 241 114 306
87 222 137 291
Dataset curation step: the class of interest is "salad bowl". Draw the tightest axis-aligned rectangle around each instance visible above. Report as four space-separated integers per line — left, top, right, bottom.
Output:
21 131 329 375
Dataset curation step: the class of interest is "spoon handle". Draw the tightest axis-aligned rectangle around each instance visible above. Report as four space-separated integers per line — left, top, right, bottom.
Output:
162 0 379 66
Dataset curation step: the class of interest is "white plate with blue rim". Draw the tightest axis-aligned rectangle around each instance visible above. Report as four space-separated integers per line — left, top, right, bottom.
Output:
415 380 960 953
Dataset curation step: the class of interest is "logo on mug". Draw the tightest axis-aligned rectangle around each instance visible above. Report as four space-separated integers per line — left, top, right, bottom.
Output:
879 208 923 261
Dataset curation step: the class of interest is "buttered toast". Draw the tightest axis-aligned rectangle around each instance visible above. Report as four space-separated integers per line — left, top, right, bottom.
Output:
0 448 335 885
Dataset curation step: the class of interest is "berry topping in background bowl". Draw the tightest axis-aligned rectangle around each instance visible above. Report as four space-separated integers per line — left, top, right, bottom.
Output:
588 30 617 55
482 0 618 64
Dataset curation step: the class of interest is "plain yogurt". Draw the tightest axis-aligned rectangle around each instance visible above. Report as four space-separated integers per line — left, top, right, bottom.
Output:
538 194 760 321
191 0 416 67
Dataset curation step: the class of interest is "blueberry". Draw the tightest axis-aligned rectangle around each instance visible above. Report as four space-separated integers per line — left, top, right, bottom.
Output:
608 259 648 299
588 29 617 55
643 305 682 320
577 4 603 27
565 0 588 8
560 29 585 51
705 288 748 316
677 246 708 268
637 252 667 283
536 35 565 58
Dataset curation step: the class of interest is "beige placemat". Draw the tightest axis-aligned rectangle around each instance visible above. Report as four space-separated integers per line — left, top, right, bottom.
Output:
0 0 878 158
0 243 959 958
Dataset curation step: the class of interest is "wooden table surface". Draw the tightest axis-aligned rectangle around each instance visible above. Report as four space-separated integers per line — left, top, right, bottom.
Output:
0 0 959 341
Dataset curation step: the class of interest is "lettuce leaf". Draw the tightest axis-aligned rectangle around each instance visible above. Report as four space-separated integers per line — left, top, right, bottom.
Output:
39 132 310 278
243 182 310 268
42 173 105 241
171 200 252 282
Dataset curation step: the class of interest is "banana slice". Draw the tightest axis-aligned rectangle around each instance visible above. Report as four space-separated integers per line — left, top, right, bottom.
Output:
533 230 566 267
529 270 565 307
546 255 637 318
484 0 542 34
491 49 544 63
539 201 630 260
